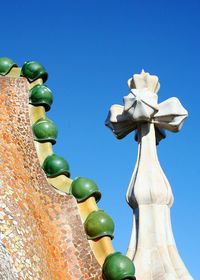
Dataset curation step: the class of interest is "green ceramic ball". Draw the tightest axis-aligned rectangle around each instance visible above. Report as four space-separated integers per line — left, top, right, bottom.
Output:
70 177 101 202
29 84 53 111
32 118 58 144
84 210 114 240
21 61 48 82
42 154 70 178
102 252 135 280
0 57 17 75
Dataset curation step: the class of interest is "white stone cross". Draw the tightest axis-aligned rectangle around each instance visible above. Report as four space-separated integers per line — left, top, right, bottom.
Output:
106 71 193 280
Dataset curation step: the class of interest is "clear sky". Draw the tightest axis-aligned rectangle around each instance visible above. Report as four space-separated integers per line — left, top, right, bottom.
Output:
1 0 200 278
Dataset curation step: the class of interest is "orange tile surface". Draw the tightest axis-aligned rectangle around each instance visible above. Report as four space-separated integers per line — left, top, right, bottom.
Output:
0 77 102 279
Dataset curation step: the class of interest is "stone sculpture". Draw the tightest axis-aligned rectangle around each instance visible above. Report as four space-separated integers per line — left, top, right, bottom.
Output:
106 70 193 280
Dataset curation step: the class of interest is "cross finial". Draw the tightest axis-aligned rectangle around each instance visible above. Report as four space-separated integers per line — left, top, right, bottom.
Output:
106 71 188 142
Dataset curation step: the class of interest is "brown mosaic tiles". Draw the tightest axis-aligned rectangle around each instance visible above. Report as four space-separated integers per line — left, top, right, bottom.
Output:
0 77 102 279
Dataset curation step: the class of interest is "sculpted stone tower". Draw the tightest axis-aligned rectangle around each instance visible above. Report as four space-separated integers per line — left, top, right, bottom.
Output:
106 71 193 280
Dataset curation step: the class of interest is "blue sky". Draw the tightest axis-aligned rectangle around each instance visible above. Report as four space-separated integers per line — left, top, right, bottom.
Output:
1 0 200 278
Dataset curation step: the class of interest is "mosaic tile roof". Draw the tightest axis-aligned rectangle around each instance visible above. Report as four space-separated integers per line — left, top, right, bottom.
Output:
0 57 136 280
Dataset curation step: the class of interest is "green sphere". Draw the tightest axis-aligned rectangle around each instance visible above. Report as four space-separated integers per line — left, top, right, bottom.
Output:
70 177 101 202
32 118 58 144
84 210 114 240
42 154 70 178
0 57 17 75
21 61 48 82
102 252 135 280
29 84 53 111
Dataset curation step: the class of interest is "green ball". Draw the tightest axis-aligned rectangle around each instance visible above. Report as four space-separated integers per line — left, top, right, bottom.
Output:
29 84 53 111
21 61 48 82
84 210 114 240
42 154 70 178
0 57 17 75
70 177 101 202
102 252 135 280
32 118 58 144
